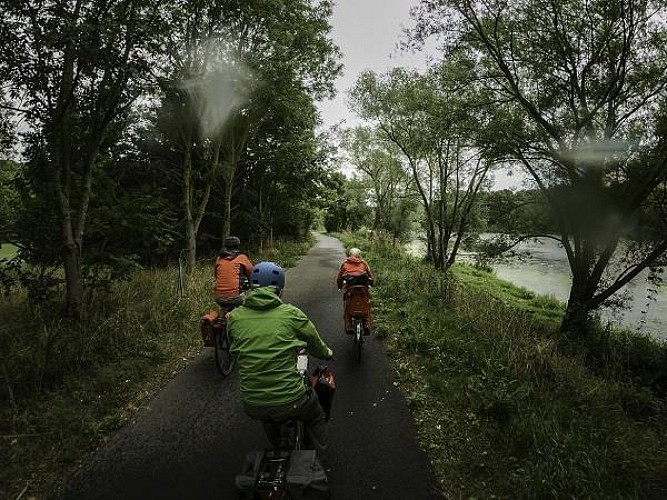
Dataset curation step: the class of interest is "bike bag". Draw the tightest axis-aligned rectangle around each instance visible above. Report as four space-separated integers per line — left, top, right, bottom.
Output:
199 310 219 347
310 366 336 421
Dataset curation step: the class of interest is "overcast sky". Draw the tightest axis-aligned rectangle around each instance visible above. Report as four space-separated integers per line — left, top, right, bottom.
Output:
316 0 428 130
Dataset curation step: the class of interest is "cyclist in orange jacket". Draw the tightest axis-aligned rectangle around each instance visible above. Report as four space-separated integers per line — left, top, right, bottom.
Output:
214 236 253 309
336 247 374 334
336 247 374 288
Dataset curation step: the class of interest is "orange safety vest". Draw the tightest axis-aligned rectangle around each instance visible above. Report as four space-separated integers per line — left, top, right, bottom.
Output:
214 252 253 298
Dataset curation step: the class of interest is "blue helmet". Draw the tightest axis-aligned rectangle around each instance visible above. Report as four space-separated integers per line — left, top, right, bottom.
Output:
251 261 285 292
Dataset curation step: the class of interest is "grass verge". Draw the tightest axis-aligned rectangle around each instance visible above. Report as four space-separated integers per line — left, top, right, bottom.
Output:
0 235 315 500
336 232 667 499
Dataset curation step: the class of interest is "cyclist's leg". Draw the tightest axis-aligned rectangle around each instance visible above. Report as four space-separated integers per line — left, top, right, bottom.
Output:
243 393 327 455
243 396 306 448
295 391 328 457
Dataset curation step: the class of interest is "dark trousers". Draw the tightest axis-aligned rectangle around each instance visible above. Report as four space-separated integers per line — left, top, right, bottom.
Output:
215 295 244 309
243 391 328 456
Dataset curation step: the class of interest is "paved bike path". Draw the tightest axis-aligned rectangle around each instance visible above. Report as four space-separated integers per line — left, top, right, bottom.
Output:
59 234 443 499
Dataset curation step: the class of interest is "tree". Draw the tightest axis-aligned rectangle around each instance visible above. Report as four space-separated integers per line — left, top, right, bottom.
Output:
155 40 251 269
411 0 667 334
0 161 19 244
155 0 342 267
239 87 336 243
477 189 552 234
340 126 415 240
1 0 170 319
349 58 494 270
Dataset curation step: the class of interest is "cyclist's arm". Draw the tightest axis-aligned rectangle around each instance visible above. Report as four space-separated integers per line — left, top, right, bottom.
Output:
238 255 254 279
336 264 345 289
286 305 333 359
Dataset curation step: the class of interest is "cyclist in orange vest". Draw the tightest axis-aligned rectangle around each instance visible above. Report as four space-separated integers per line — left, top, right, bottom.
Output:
336 247 374 334
214 236 253 309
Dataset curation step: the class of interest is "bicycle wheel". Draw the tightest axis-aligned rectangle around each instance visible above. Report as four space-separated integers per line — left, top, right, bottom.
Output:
214 325 236 376
352 318 363 362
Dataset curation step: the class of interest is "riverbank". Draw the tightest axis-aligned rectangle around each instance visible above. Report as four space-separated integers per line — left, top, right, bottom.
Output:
339 233 667 498
0 237 314 499
407 235 667 340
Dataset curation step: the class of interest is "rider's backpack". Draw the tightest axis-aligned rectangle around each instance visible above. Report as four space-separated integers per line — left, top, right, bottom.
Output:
236 449 330 499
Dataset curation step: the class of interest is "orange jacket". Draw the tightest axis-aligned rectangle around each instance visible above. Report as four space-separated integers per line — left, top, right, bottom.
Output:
214 252 253 298
336 256 374 289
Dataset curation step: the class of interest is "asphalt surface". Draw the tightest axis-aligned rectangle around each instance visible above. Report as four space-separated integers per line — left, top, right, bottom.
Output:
59 234 443 499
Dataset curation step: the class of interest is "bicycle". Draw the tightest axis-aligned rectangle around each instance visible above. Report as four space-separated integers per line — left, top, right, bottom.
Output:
211 278 253 377
350 315 366 363
245 350 310 499
343 282 371 362
212 306 236 377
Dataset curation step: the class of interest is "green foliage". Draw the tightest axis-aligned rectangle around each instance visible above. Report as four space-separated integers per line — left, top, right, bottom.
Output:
0 161 19 242
321 174 374 233
337 232 667 498
338 126 416 239
477 189 553 234
254 233 316 269
0 1 343 313
85 146 179 266
0 0 179 318
0 267 206 498
152 0 342 260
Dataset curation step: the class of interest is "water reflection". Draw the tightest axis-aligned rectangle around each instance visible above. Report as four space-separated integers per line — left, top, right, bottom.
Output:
405 238 666 341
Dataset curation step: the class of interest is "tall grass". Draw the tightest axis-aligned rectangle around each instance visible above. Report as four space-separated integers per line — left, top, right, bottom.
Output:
0 235 315 499
338 232 667 499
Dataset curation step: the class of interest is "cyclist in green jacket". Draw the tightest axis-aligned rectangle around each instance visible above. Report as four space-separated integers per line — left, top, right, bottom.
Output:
227 261 334 455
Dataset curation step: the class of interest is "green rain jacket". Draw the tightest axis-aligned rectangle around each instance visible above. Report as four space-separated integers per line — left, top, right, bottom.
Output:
227 287 332 406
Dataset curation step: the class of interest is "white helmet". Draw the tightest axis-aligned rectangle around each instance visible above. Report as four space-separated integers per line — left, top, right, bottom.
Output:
349 247 361 257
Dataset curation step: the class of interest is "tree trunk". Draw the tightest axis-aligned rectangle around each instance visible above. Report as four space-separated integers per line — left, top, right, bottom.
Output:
222 160 235 241
220 116 249 242
185 223 197 271
182 137 197 271
560 296 592 336
63 241 83 319
560 271 595 336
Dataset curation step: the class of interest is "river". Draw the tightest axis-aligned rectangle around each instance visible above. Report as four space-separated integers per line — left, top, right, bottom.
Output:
405 237 667 342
